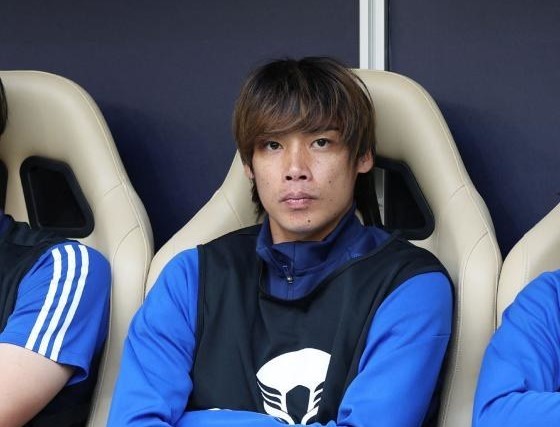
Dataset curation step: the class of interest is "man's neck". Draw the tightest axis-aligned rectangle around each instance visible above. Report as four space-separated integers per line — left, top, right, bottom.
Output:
258 207 362 271
254 206 390 300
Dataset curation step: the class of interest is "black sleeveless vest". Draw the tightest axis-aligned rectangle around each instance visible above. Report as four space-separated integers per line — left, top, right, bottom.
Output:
188 225 450 425
0 215 99 427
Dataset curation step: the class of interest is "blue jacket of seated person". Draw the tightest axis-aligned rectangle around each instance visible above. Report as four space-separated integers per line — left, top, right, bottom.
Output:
474 270 560 427
109 208 453 427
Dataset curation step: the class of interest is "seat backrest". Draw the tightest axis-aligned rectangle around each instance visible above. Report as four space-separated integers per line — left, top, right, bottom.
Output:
497 203 560 325
0 70 153 427
146 70 501 427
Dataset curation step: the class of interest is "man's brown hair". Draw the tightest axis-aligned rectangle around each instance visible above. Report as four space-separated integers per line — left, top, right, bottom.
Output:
233 57 380 225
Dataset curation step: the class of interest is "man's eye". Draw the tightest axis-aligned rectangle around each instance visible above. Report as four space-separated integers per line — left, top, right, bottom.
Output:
265 141 281 150
313 138 330 148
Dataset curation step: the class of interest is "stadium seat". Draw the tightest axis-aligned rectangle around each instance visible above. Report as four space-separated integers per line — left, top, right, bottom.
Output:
146 70 502 427
0 70 153 426
497 202 560 325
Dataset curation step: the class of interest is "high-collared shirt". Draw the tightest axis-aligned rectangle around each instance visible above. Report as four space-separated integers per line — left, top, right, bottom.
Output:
256 206 390 299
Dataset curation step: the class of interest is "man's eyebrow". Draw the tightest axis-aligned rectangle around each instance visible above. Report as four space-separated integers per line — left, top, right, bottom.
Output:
305 127 340 134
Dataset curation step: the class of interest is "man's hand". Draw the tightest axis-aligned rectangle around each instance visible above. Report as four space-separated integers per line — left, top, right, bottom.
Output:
0 343 73 427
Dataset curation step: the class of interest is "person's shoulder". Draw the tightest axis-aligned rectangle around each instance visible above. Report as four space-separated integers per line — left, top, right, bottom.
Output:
153 247 200 291
27 241 111 300
526 270 560 291
514 270 560 308
144 248 200 316
399 271 452 298
164 247 199 270
495 270 560 339
363 228 447 274
203 224 262 247
364 225 391 242
363 227 428 255
45 240 109 270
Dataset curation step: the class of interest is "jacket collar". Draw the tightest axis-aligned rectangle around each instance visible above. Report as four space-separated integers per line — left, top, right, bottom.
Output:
256 205 363 277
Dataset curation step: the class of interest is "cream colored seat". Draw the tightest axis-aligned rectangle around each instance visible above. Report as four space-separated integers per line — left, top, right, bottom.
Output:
146 70 501 427
0 71 153 427
497 203 560 325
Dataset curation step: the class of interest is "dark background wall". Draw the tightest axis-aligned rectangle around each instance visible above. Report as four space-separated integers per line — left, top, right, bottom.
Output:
2 1 558 255
388 0 560 254
0 1 358 248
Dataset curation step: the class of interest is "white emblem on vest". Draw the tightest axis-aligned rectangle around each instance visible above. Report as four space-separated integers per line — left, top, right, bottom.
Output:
256 348 331 425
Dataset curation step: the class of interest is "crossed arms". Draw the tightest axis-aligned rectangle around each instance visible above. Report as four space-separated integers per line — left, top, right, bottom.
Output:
108 249 452 426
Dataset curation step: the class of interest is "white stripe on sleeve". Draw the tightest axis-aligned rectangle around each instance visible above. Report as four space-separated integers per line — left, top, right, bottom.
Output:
50 245 89 361
38 244 76 356
25 247 63 351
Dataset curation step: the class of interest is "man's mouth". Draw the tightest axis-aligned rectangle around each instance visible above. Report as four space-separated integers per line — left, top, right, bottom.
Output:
280 192 316 208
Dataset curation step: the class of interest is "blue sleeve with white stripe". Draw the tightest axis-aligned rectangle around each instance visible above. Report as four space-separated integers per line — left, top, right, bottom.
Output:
0 241 110 385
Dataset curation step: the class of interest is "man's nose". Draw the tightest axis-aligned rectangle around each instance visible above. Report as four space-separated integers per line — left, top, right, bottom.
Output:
284 146 309 181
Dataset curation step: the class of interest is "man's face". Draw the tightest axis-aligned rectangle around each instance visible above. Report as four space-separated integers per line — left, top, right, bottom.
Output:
244 130 373 244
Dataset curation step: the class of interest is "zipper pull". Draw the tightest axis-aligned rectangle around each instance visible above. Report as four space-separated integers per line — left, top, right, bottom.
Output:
282 265 294 284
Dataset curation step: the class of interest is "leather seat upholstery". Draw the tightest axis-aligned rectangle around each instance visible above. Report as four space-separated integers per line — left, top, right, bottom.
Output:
0 70 153 427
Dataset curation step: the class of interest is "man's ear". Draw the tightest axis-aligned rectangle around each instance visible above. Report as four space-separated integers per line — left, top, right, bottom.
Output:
357 151 374 174
243 163 254 179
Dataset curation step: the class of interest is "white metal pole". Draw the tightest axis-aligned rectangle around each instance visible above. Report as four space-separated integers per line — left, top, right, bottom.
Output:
359 0 386 70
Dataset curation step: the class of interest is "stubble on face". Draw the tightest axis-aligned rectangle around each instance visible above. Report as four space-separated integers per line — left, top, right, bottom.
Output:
245 131 373 244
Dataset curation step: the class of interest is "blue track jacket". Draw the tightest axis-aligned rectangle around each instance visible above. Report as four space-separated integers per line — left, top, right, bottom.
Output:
109 211 452 426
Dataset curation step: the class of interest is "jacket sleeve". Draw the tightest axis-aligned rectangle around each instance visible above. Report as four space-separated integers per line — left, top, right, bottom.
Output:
473 271 560 427
175 271 452 427
0 241 110 384
107 249 200 426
